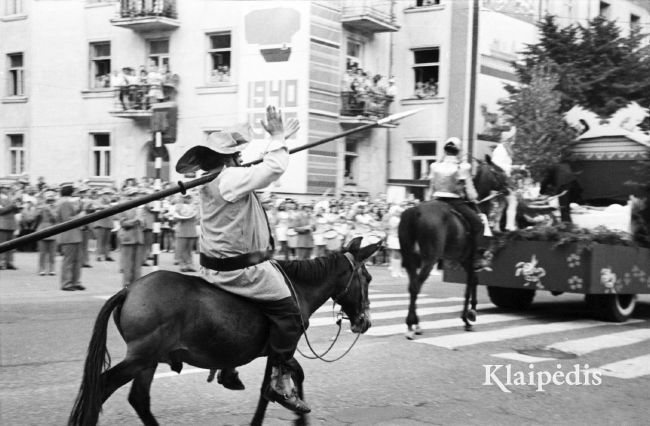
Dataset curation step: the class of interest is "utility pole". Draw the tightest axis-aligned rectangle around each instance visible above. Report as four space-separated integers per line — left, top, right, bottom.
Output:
151 130 162 271
467 0 480 160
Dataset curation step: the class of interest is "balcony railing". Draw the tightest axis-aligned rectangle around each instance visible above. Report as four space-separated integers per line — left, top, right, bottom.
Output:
110 0 179 31
340 91 393 119
341 0 399 33
109 84 176 119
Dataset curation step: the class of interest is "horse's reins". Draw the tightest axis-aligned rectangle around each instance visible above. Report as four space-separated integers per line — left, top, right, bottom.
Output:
278 252 365 362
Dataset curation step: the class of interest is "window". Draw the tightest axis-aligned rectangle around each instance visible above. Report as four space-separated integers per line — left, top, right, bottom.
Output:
599 1 610 18
411 141 437 180
344 140 358 184
416 0 440 6
207 32 231 83
89 42 111 89
346 40 362 70
413 47 439 98
7 53 24 96
8 134 25 175
91 134 111 177
148 38 170 71
4 0 23 15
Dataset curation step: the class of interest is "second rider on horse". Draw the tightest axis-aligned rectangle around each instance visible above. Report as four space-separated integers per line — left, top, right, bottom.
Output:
175 106 310 414
428 137 491 271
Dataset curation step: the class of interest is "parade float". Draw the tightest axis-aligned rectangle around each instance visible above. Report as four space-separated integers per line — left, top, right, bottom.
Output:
446 103 650 322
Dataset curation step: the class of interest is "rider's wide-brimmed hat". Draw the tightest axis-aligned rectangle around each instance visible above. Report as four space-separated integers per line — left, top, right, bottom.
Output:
175 124 253 174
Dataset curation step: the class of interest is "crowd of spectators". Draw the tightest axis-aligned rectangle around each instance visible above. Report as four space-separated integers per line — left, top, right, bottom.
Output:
341 62 396 118
0 176 421 289
209 65 231 84
105 64 179 110
414 79 439 99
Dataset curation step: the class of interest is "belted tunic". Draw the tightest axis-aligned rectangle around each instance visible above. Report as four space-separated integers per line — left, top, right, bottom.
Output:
428 156 477 201
199 136 291 301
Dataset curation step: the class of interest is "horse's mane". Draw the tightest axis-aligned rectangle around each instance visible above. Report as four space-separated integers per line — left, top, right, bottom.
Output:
276 253 341 285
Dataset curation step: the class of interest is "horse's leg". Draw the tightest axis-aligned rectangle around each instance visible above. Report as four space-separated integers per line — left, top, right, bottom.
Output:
251 359 273 426
288 358 308 426
101 357 146 403
128 363 159 426
405 258 435 339
461 267 478 331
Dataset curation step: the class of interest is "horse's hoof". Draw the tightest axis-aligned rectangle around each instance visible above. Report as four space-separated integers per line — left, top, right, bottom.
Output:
466 309 477 322
405 330 416 340
464 324 473 331
414 324 423 335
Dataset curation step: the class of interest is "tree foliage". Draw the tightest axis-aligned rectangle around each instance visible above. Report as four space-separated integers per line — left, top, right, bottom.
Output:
514 15 650 118
497 14 650 182
499 62 576 181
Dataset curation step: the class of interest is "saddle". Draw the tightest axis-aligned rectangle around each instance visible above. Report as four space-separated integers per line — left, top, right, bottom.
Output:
431 198 472 234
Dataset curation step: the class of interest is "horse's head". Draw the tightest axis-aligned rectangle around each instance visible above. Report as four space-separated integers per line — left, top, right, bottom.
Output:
474 155 509 199
335 236 382 334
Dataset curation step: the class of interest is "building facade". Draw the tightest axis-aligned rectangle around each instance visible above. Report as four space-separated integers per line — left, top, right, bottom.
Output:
1 0 649 200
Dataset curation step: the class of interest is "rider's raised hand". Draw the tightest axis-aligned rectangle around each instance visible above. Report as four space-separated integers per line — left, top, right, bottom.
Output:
260 105 284 138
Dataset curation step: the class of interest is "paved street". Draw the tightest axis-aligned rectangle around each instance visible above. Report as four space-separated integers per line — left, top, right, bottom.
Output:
2 250 650 425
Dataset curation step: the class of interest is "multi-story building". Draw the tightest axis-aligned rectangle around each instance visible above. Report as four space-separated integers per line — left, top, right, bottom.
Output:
1 0 648 201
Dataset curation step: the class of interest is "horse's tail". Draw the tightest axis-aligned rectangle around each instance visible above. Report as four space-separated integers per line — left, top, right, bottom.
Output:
398 207 421 270
68 288 128 426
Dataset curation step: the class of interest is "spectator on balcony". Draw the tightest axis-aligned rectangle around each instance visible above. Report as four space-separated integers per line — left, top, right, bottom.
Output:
342 68 355 91
386 77 397 99
111 68 130 110
147 64 165 106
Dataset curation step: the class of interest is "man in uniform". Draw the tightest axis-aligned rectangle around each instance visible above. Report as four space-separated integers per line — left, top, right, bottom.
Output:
93 188 116 262
55 183 86 290
0 182 20 270
175 105 309 414
118 187 145 287
428 137 490 271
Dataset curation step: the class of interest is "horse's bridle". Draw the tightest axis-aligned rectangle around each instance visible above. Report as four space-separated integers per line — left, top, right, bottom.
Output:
297 251 368 362
332 252 367 308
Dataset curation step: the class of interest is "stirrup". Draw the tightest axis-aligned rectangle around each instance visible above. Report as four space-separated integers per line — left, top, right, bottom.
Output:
264 387 311 414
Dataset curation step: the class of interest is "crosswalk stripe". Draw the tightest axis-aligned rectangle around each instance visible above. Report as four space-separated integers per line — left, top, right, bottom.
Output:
491 352 557 363
590 354 650 379
310 303 493 327
315 296 463 314
368 293 428 300
491 324 647 362
549 328 650 356
414 320 641 349
365 313 523 336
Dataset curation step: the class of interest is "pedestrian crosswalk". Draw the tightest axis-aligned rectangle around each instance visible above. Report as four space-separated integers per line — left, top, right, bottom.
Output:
307 290 650 381
96 289 650 381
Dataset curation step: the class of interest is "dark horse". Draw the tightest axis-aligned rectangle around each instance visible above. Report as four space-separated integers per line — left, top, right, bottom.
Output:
68 237 381 426
474 155 511 232
398 161 509 338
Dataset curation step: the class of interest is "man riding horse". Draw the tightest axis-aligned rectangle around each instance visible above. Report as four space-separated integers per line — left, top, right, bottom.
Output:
427 137 490 271
175 106 309 414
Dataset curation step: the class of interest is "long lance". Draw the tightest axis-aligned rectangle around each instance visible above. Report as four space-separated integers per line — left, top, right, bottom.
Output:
0 109 421 253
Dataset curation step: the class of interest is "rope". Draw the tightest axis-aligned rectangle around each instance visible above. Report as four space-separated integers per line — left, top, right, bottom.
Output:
272 257 363 363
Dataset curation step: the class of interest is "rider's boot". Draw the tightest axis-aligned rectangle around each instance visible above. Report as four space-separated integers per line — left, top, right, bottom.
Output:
472 234 493 272
264 364 311 414
217 367 245 390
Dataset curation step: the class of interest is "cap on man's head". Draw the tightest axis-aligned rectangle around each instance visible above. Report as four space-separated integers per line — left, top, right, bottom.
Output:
443 137 462 155
175 123 253 174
